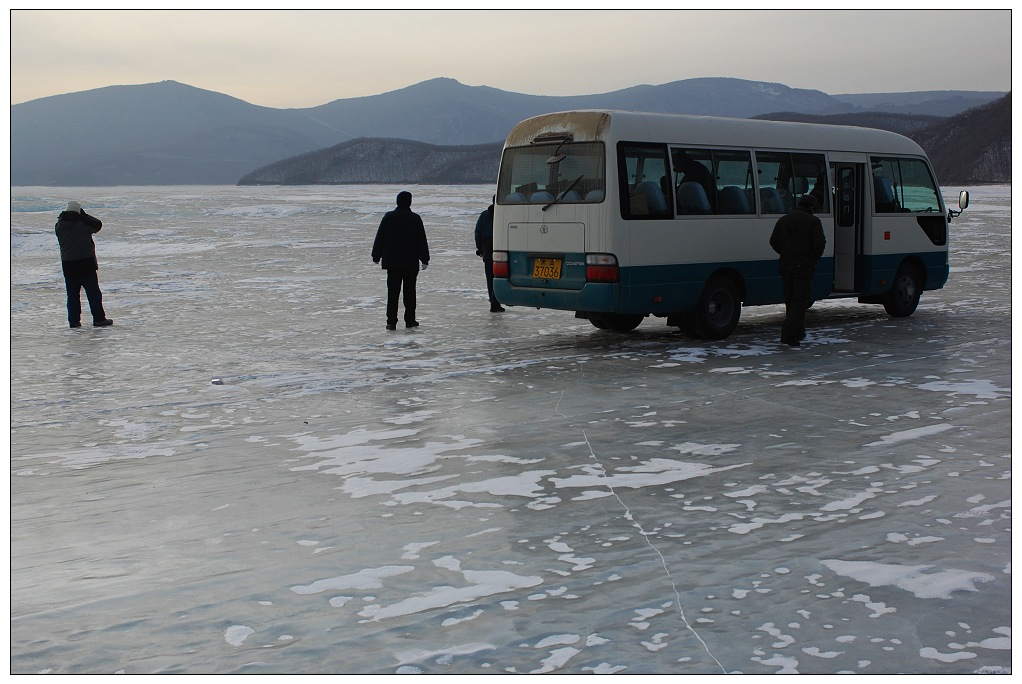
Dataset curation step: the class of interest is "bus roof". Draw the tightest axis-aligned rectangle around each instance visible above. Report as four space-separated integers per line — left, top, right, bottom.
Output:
504 110 928 157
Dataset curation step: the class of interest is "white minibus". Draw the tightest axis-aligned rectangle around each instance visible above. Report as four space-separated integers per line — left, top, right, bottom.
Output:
492 110 968 337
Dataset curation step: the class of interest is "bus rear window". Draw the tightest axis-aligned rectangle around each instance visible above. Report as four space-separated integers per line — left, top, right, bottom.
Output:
497 142 606 205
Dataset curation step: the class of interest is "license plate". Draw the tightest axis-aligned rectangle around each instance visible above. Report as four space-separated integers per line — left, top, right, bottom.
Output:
532 258 562 279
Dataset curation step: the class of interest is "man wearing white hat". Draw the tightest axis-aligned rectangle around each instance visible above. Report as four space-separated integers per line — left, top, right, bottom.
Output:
55 201 113 328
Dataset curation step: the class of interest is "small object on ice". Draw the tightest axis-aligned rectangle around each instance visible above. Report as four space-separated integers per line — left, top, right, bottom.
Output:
211 378 224 385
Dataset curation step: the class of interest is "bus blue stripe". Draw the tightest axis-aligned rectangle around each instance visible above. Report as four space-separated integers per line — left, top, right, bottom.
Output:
495 251 947 315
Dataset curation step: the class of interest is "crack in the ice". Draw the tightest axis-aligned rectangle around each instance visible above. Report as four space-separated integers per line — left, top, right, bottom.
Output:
554 363 727 673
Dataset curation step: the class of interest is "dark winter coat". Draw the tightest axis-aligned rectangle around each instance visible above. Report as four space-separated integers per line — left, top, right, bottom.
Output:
372 207 430 271
55 209 103 266
474 204 494 254
769 206 826 271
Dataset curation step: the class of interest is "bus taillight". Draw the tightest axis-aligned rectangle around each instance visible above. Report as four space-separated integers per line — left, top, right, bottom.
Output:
493 251 509 278
586 253 619 283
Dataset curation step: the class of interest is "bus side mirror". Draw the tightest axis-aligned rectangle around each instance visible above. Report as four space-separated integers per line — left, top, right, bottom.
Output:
948 190 969 223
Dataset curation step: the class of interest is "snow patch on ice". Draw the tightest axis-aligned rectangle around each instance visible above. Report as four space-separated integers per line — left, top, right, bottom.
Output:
917 379 1009 399
822 560 995 599
919 646 976 663
18 444 177 469
358 560 543 621
863 423 955 447
290 565 415 595
670 442 741 457
394 642 497 668
224 625 254 647
551 458 746 490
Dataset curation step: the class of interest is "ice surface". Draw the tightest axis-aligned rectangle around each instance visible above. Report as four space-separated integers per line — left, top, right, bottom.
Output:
9 185 1011 674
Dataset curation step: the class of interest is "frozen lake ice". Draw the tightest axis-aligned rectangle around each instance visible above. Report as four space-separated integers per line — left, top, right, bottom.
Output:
10 184 1011 674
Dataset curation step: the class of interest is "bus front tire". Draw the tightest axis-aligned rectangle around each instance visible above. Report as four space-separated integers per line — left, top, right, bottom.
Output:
693 275 742 340
883 265 922 317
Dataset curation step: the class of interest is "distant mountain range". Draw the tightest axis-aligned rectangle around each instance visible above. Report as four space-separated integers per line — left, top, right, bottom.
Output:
755 94 1011 184
912 92 1011 184
11 77 1006 186
240 94 1011 187
238 139 503 185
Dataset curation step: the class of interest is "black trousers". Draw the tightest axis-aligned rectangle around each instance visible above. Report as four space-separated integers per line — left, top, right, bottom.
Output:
62 259 106 325
780 263 813 342
482 256 499 306
386 267 418 325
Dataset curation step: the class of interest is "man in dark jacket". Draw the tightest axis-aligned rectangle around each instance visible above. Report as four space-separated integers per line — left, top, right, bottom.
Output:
769 194 826 346
372 191 430 330
474 196 504 313
55 201 113 329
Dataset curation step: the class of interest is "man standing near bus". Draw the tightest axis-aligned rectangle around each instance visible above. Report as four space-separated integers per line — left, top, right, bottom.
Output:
474 196 504 313
770 194 825 346
372 191 430 330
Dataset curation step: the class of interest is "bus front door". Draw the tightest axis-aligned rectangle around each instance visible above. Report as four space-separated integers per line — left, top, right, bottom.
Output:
832 163 864 292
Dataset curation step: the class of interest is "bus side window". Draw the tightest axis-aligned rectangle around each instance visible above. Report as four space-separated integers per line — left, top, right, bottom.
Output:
713 150 754 215
719 186 751 213
873 175 899 212
677 182 712 214
754 151 794 214
870 157 903 213
620 143 672 218
793 153 830 214
872 156 941 213
632 180 669 216
672 148 716 215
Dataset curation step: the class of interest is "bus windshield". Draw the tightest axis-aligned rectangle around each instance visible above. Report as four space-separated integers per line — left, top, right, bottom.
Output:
497 141 606 205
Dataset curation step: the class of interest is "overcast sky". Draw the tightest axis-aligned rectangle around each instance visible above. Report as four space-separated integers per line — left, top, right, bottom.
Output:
10 9 1013 108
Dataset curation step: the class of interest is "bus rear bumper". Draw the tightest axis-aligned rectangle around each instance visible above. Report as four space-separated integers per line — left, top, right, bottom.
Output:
493 280 619 312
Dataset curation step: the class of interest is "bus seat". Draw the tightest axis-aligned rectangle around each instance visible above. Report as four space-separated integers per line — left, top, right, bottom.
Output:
633 181 668 215
759 187 784 214
719 186 751 214
677 182 711 214
874 175 897 212
505 192 527 203
531 191 555 203
585 189 605 202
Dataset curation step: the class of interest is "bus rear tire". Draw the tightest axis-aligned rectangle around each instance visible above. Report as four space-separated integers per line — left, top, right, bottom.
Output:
590 313 644 332
693 275 742 340
883 265 922 317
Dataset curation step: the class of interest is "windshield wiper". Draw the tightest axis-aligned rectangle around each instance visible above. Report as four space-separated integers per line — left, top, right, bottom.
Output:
543 174 585 211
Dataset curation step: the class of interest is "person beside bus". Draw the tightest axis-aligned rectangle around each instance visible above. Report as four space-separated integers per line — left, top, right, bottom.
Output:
55 200 113 329
372 191 430 330
769 194 825 346
474 196 505 313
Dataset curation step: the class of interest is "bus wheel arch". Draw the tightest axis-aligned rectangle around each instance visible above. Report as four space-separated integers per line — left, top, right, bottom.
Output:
692 272 743 339
883 260 924 317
